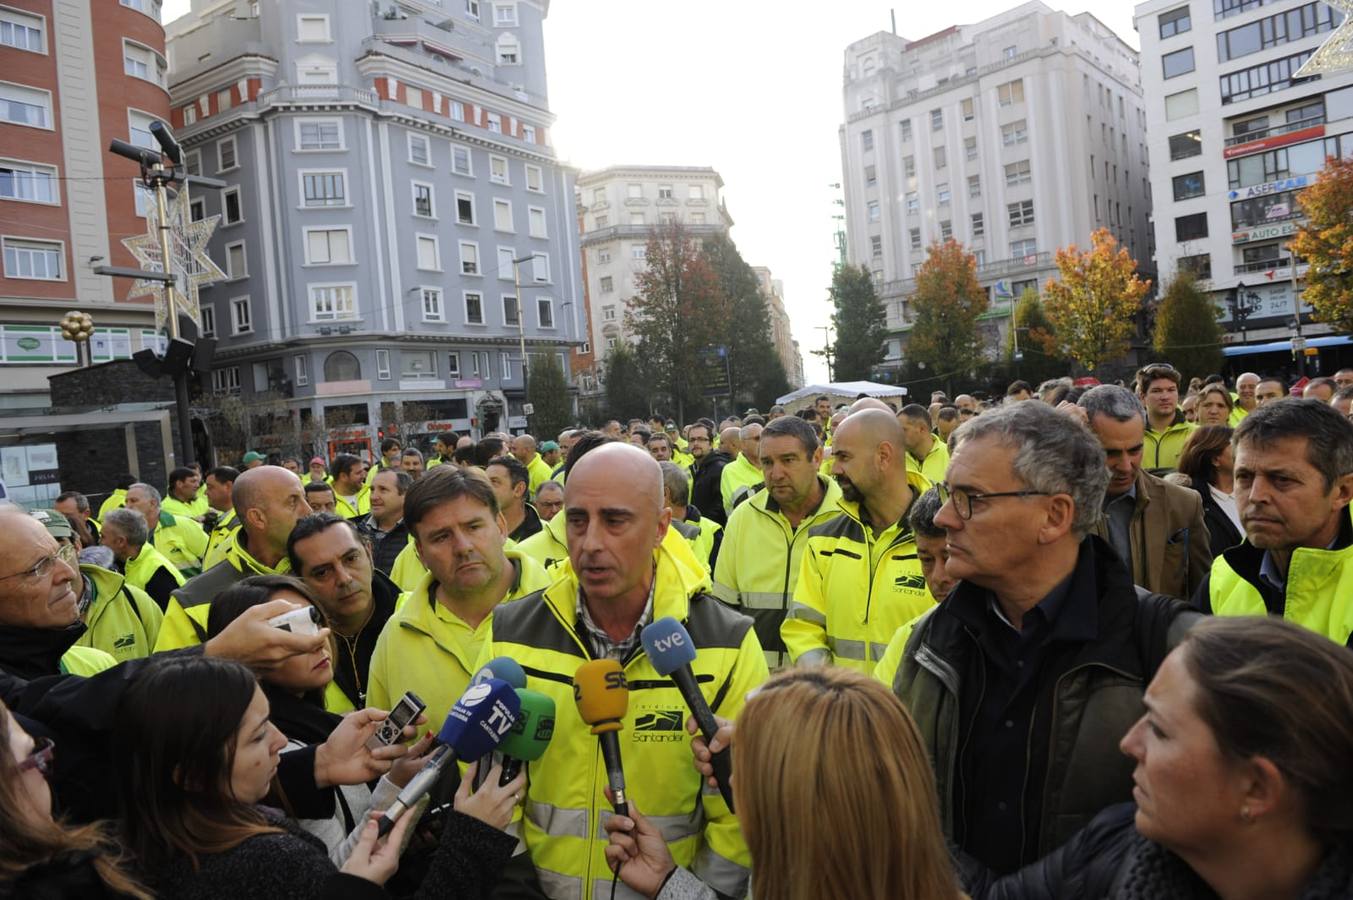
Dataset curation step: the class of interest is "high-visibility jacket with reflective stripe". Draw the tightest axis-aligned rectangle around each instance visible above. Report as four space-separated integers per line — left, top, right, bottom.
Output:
911 438 949 486
669 515 720 575
518 512 569 573
124 542 184 600
203 508 239 570
1207 537 1353 646
1144 414 1196 472
782 474 934 673
154 532 290 651
162 494 209 519
526 453 553 497
151 512 208 577
74 563 163 662
335 485 371 520
719 455 763 515
96 489 127 522
714 475 842 669
473 530 766 900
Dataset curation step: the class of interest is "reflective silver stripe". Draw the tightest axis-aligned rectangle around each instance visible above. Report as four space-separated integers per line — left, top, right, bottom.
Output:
763 649 790 670
737 590 787 610
536 866 583 900
827 636 867 660
693 845 751 896
525 800 590 839
796 648 831 667
709 580 739 604
598 809 701 843
785 601 826 626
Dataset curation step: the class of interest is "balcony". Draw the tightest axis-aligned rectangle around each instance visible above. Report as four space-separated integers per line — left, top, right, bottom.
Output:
369 14 489 69
1234 256 1308 275
580 222 727 246
1224 115 1325 149
258 84 379 109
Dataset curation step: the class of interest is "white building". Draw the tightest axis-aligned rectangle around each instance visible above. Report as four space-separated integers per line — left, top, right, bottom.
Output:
840 2 1153 370
752 266 806 388
1135 0 1352 346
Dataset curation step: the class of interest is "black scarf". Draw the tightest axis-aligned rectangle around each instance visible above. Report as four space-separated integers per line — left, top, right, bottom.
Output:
0 622 85 680
1115 838 1353 900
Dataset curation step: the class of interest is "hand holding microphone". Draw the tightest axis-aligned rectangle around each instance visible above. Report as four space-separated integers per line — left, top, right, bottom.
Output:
574 659 630 817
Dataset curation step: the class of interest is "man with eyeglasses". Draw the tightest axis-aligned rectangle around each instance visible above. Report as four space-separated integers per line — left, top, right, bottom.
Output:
875 402 1198 876
688 421 733 526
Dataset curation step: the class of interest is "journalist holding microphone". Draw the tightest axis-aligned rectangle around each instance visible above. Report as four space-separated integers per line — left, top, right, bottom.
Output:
474 442 769 899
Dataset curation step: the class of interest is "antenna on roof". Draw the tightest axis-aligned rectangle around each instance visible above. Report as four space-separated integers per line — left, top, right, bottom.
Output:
891 9 897 34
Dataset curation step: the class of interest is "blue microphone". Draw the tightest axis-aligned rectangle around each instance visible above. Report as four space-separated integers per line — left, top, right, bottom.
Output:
376 677 520 836
469 657 527 787
642 616 734 812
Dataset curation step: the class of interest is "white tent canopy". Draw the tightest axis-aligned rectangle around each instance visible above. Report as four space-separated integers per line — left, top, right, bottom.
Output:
777 381 909 406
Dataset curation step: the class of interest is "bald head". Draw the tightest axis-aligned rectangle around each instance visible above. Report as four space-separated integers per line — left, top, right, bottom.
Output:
233 465 300 521
719 426 742 457
837 408 907 453
568 442 664 514
848 397 893 416
1236 372 1259 388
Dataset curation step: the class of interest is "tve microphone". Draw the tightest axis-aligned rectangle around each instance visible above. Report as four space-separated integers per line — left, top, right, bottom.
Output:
376 677 520 837
497 688 556 786
574 659 630 816
642 616 734 812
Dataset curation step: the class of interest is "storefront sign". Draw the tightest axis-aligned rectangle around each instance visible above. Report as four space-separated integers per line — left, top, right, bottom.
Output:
1223 124 1325 159
1232 221 1299 244
1227 172 1317 201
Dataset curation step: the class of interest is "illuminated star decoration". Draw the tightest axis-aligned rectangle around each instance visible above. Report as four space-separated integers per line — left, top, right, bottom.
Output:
1294 0 1353 77
122 186 225 332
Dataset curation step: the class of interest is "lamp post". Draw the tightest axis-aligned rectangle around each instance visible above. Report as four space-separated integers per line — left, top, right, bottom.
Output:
511 253 540 428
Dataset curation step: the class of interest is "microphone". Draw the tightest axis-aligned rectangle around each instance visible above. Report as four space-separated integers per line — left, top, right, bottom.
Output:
574 659 630 816
376 677 520 837
470 657 526 788
642 616 734 812
498 688 555 786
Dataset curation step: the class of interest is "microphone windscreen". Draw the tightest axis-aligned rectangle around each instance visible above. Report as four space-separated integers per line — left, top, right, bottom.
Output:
640 616 698 675
471 656 527 690
573 659 628 734
439 677 521 760
498 688 556 762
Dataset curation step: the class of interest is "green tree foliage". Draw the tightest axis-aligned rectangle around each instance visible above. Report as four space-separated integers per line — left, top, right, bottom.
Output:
1003 288 1068 386
702 234 790 408
908 240 988 387
526 353 573 441
829 264 886 381
1152 270 1224 381
602 342 652 423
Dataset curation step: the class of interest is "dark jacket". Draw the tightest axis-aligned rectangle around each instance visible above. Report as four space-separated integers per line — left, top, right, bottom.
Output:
1090 468 1212 600
359 516 412 577
508 503 542 545
330 570 400 710
2 850 137 899
0 622 85 681
966 803 1353 900
891 536 1199 869
1189 475 1244 560
690 451 733 526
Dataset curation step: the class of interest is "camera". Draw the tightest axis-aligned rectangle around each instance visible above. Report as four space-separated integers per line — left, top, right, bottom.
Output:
267 605 323 636
367 691 426 750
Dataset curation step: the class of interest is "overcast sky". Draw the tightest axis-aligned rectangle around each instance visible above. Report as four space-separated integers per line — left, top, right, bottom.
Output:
163 0 1141 382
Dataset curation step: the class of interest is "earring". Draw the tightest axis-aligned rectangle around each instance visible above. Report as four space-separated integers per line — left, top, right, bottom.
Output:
1240 807 1253 823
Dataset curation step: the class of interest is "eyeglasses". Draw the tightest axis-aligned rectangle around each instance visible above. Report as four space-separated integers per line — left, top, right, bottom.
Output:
958 409 977 417
18 737 55 777
0 551 71 584
936 481 1052 520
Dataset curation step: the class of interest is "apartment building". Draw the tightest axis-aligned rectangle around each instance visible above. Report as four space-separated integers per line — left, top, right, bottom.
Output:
752 266 805 389
840 1 1153 371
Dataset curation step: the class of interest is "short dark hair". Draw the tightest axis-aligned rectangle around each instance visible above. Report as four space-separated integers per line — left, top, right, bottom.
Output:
473 437 506 467
286 512 361 574
114 473 136 491
303 481 335 499
815 394 830 403
564 431 614 478
629 427 651 445
486 454 528 490
743 415 766 427
371 468 413 495
687 422 713 442
55 490 90 513
908 487 946 539
647 432 672 450
899 404 932 430
1234 398 1353 491
380 437 402 454
207 466 239 485
404 466 499 537
1005 380 1033 396
452 445 478 466
1137 363 1182 393
167 467 196 495
761 415 818 455
330 454 363 481
1306 376 1337 395
936 406 958 423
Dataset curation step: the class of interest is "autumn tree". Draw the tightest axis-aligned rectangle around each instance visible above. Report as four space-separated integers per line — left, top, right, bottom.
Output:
908 240 988 391
1153 270 1224 380
603 342 652 423
1004 288 1068 386
829 263 886 381
1043 228 1152 371
626 222 721 420
526 353 573 440
1291 154 1353 332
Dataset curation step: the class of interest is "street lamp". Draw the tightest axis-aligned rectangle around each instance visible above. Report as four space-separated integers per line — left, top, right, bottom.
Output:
511 253 541 427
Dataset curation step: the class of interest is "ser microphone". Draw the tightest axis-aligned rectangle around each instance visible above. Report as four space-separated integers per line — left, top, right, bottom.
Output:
376 677 520 837
642 616 734 812
574 659 630 816
498 688 555 786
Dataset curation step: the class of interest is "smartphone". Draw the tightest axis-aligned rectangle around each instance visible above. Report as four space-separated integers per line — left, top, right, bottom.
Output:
367 691 427 750
267 605 323 636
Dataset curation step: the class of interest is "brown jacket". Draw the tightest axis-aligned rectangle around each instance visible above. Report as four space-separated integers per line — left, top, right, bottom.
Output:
1092 468 1212 600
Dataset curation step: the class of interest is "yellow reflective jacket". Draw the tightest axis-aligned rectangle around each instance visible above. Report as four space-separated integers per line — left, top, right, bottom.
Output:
151 512 208 577
154 531 291 651
334 484 371 520
1144 412 1196 473
911 438 950 486
202 508 239 570
74 564 164 662
61 644 117 676
526 453 553 497
369 547 552 727
714 476 843 669
123 541 184 601
719 455 763 514
162 494 209 519
519 511 569 573
472 530 766 900
781 473 934 673
96 489 127 522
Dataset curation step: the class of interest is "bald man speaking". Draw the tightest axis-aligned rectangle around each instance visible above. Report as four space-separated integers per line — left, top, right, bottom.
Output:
472 443 768 899
782 408 933 672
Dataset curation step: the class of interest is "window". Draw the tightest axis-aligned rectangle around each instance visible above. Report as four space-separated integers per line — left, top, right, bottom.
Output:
0 9 44 53
533 253 549 283
903 155 915 177
632 245 646 260
968 174 981 198
603 304 617 321
413 182 435 218
658 185 674 200
294 355 309 386
597 248 611 264
230 297 252 335
301 171 345 207
971 212 984 237
502 353 514 381
497 247 515 280
1159 6 1191 37
1175 212 1209 241
494 2 519 26
222 186 243 225
525 164 543 192
870 235 883 257
861 129 874 152
200 305 216 337
452 146 472 176
2 238 61 279
867 200 880 222
0 160 57 203
1008 200 1035 227
449 100 466 122
689 184 704 200
528 206 547 238
933 145 947 170
1179 253 1212 279
940 220 953 240
905 191 919 214
1168 129 1202 160
600 275 614 293
465 0 480 19
419 285 446 320
964 136 977 161
1005 159 1032 186
464 291 484 324
211 367 240 393
961 97 974 121
503 294 519 326
132 180 153 218
446 352 461 378
454 191 476 226
1001 119 1027 145
495 35 520 65
538 297 553 328
459 241 480 275
1003 44 1018 59
225 241 247 279
297 14 329 41
1162 47 1196 79
486 112 502 133
899 119 912 142
595 214 608 227
1165 88 1199 120
190 198 205 221
123 41 164 85
493 199 513 231
401 350 436 380
416 235 440 270
930 108 943 131
864 164 877 187
997 80 1024 106
1010 238 1037 258
305 227 352 265
627 183 643 199
310 284 356 321
1231 189 1303 228
936 183 950 205
217 136 238 171
296 119 343 151
909 227 921 251
408 133 430 166
1216 3 1339 63
0 82 50 128
489 155 509 185
185 150 201 176
1172 171 1205 200
1219 49 1317 105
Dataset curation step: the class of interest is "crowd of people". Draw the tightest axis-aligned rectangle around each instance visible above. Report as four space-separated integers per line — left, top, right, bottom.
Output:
2 361 1353 898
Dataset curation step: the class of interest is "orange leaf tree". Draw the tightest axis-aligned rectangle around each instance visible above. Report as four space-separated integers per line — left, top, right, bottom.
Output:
1043 228 1151 371
1290 155 1353 333
908 240 988 381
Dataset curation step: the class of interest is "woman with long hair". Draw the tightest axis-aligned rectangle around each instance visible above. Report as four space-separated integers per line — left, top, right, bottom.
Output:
112 654 522 899
0 701 150 898
604 667 960 899
1177 425 1244 558
969 616 1353 898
